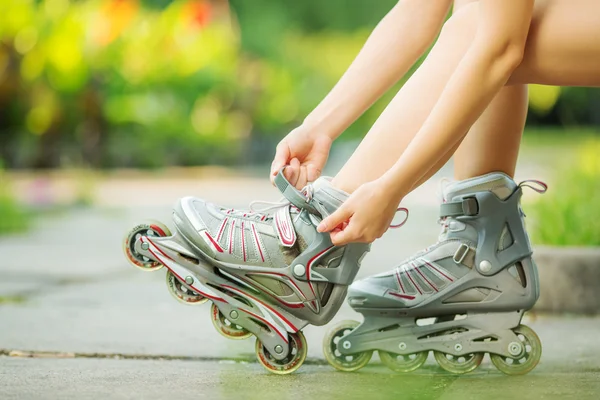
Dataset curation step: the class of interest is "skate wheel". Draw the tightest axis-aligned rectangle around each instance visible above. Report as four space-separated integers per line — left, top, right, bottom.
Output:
490 324 542 375
123 220 171 271
165 271 208 305
255 331 307 375
379 350 428 373
433 350 484 374
210 303 251 340
323 320 372 372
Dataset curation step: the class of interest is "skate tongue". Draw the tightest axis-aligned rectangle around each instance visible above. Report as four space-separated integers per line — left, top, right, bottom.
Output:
310 177 350 217
443 172 517 202
310 176 335 193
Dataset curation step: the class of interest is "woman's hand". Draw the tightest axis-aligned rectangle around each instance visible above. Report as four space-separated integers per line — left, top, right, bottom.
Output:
270 125 333 189
317 179 405 246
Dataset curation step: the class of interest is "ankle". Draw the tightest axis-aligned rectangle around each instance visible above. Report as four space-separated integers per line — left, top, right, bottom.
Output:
330 175 356 195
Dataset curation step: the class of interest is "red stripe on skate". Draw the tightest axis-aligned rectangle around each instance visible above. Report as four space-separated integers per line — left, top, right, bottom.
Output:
251 223 265 262
395 267 405 293
228 219 236 254
150 224 167 237
415 264 438 292
146 246 224 302
275 208 295 246
305 245 334 298
204 232 224 253
406 266 423 295
389 292 416 300
241 222 246 262
216 218 228 241
239 308 289 343
144 237 175 262
222 285 298 332
421 259 454 282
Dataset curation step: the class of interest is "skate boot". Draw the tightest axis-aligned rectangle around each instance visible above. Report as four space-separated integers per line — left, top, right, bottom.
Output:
323 172 547 375
123 170 370 374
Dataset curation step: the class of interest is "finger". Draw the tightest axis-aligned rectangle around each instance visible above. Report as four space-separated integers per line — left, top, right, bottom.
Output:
283 165 298 186
284 158 300 187
306 164 322 183
296 165 308 189
317 206 352 233
330 226 359 246
270 142 290 181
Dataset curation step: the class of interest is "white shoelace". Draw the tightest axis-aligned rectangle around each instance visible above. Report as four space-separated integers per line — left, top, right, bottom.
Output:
222 185 314 221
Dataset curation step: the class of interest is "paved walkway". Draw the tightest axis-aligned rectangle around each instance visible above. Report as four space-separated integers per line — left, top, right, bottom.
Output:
3 357 599 400
1 166 597 399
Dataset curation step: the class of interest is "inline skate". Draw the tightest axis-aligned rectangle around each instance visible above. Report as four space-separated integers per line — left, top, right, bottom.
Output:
323 172 546 375
123 171 370 374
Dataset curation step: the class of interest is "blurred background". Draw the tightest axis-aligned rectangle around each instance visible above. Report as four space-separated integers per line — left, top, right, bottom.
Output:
0 0 598 242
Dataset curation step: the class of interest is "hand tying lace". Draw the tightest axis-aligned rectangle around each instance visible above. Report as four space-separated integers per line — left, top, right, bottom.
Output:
317 178 409 246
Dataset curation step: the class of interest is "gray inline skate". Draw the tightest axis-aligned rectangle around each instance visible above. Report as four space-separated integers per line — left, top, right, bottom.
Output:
123 170 369 374
323 172 547 375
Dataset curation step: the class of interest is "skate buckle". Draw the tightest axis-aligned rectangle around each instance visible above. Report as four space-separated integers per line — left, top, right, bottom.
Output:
453 243 470 265
462 197 479 216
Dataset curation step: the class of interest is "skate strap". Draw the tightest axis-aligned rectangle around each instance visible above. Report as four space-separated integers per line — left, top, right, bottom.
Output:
274 206 297 247
273 168 319 215
439 197 479 218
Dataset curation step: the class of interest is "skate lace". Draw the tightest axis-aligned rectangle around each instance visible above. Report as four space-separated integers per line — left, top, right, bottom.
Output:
224 185 314 221
225 184 409 230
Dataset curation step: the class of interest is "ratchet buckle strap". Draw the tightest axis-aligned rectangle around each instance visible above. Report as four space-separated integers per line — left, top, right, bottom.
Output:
439 197 479 218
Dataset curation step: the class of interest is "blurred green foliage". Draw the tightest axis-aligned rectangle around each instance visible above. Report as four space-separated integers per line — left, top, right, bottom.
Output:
0 0 598 170
530 139 600 246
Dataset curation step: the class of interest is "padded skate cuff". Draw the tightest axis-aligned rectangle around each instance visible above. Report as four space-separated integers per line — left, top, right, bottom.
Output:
440 197 479 218
274 168 319 214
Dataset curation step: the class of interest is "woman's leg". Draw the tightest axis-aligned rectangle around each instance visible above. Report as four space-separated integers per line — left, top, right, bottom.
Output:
333 0 600 194
452 0 528 180
453 85 527 180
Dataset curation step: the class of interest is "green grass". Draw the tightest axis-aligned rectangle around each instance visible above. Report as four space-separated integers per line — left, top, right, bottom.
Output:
0 162 31 235
528 135 600 246
521 127 599 165
0 295 26 305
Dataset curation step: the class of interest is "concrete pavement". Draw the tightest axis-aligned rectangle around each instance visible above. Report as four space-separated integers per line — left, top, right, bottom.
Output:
1 167 599 399
2 357 600 400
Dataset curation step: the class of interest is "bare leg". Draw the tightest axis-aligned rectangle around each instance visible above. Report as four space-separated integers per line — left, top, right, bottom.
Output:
333 0 600 194
453 85 527 179
452 0 528 180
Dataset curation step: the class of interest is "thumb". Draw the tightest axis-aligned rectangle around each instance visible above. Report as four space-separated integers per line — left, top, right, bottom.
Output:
329 226 357 247
317 206 352 233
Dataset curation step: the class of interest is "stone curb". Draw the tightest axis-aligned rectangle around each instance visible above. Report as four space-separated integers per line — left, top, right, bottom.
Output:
533 246 600 315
